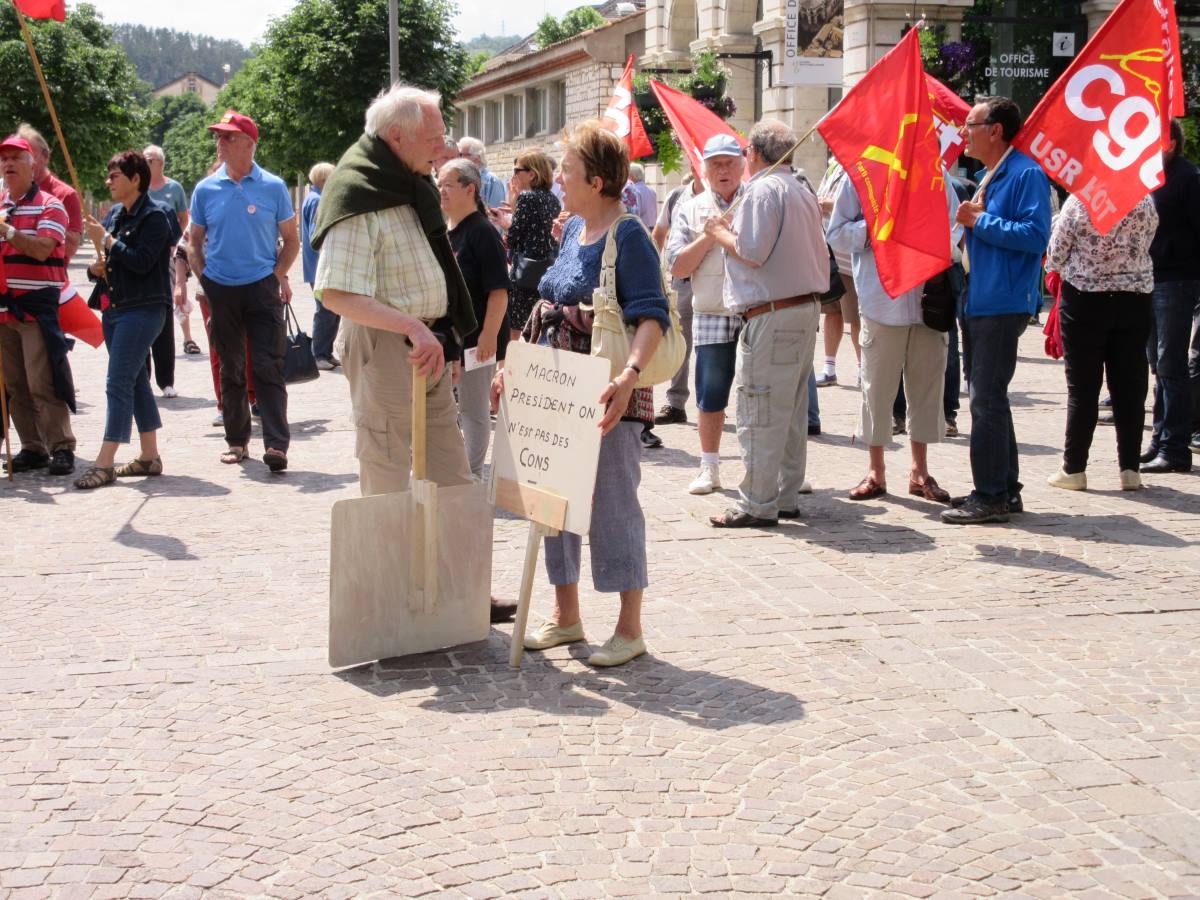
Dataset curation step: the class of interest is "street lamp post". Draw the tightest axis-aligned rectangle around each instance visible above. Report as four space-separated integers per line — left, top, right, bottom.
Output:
388 0 398 85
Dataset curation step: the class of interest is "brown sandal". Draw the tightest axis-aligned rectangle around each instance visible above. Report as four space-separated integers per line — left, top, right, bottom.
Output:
263 449 288 472
849 475 887 500
74 466 115 490
220 446 248 464
115 456 162 477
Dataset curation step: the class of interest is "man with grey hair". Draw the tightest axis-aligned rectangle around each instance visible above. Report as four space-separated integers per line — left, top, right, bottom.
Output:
432 138 459 175
17 123 81 263
456 136 505 208
704 119 829 527
313 84 477 497
626 162 657 229
142 144 194 389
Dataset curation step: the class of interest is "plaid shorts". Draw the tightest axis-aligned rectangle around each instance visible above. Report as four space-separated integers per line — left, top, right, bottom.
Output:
693 313 742 347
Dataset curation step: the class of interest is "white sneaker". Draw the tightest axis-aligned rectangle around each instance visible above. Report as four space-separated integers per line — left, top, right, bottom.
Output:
689 463 721 494
212 412 224 427
162 385 178 398
1047 468 1087 491
1119 469 1142 491
799 480 812 494
315 357 336 371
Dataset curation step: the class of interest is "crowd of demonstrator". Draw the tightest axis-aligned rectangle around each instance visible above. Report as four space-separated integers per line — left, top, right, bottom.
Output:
1 89 1197 666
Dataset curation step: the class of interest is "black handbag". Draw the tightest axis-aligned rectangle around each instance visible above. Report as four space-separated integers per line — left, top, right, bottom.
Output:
283 304 320 384
510 253 555 292
921 268 955 333
820 246 845 305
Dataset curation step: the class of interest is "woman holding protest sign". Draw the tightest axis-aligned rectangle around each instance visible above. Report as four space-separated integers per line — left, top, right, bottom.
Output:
491 121 668 667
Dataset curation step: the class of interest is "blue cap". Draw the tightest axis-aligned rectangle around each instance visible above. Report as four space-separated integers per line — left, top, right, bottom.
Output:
702 134 743 160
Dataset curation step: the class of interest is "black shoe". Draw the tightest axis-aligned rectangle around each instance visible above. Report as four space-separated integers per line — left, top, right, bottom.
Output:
9 449 49 472
709 509 777 528
1140 454 1192 474
1139 448 1159 464
778 508 802 519
808 423 821 436
654 404 687 425
250 403 262 418
47 449 75 476
489 599 517 623
1007 494 1023 514
640 428 663 449
1098 412 1115 426
892 417 906 435
941 498 1009 524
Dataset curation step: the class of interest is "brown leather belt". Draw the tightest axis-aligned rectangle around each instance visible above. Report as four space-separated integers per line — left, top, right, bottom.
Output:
740 294 821 321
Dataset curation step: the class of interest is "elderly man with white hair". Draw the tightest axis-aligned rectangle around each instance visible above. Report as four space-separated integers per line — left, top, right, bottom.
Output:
456 136 505 208
312 83 478 497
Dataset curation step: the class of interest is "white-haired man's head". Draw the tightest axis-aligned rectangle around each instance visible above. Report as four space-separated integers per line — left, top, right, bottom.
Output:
457 136 487 169
629 162 645 183
365 83 446 174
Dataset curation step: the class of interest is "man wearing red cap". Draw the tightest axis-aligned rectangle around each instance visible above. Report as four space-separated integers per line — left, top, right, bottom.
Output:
0 135 76 475
188 110 299 472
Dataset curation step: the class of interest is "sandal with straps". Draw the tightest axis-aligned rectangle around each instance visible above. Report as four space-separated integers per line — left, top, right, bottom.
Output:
115 456 162 478
74 466 116 490
220 446 248 464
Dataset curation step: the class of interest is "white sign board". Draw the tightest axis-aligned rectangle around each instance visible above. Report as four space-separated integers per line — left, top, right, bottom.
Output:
779 0 844 86
1052 32 1075 57
492 342 610 536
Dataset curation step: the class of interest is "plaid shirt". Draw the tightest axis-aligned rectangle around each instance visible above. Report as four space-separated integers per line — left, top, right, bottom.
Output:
313 205 447 320
693 312 741 347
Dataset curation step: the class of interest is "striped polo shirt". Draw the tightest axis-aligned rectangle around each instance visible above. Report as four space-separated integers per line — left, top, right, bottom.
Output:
0 184 68 319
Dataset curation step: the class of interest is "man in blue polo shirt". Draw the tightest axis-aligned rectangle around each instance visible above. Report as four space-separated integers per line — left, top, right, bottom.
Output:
189 110 299 472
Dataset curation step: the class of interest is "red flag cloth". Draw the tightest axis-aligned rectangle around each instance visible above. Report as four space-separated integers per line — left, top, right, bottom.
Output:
1012 0 1186 234
601 55 653 160
817 28 950 298
926 74 971 167
649 80 745 178
1043 269 1064 359
58 294 103 348
13 0 66 20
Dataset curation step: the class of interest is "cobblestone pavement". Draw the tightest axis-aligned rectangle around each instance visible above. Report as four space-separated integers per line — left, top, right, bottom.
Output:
3 259 1199 899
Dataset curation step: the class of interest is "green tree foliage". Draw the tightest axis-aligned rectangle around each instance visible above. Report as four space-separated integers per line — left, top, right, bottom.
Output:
534 7 605 49
466 50 491 77
110 23 249 88
161 108 218 193
217 0 469 182
462 33 520 56
145 92 209 147
0 3 146 191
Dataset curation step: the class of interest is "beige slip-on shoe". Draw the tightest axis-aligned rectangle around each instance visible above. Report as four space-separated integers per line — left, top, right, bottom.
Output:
523 620 585 650
587 633 647 667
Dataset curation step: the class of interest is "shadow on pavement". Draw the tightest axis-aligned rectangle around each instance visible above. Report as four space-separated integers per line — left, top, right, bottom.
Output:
129 473 233 498
778 494 936 554
336 635 806 731
238 465 358 494
1005 511 1192 548
970 543 1118 580
288 418 331 442
156 395 214 412
115 522 198 560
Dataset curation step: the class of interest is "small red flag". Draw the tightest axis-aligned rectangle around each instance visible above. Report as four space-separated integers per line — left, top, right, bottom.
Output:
13 0 66 20
1012 0 1186 233
926 74 971 167
58 293 103 348
601 55 653 160
649 80 745 178
817 28 950 298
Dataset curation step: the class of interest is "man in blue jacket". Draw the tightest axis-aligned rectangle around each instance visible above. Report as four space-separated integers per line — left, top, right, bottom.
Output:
942 97 1051 525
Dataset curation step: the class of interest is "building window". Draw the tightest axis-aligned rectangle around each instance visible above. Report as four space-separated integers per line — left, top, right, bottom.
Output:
187 76 197 93
467 106 483 139
485 100 502 144
525 87 547 138
504 94 524 141
550 80 567 133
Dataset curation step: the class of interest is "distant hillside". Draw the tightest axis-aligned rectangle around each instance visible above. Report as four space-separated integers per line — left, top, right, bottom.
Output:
462 33 521 57
111 24 251 89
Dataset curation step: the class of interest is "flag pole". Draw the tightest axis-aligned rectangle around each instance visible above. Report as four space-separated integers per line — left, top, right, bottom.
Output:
0 345 13 481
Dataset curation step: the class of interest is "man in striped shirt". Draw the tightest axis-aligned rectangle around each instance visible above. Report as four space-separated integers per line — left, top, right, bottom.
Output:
0 134 76 475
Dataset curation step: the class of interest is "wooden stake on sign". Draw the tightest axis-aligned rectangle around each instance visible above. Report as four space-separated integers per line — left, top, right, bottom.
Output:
409 366 439 613
14 5 108 263
0 345 13 481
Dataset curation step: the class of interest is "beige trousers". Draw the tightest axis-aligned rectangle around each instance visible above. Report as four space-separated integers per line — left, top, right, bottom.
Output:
0 319 75 454
339 321 472 497
859 315 947 447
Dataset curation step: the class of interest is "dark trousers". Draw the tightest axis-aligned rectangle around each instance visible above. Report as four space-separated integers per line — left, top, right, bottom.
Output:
966 313 1026 504
1146 280 1200 462
201 274 289 452
1191 301 1200 437
1059 283 1151 473
311 296 341 361
145 308 175 390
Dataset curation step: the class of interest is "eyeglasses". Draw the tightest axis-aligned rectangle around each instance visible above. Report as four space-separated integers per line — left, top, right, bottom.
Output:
963 119 993 129
513 166 531 174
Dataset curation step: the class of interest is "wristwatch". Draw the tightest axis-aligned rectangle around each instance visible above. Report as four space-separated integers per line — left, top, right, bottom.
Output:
4 225 15 241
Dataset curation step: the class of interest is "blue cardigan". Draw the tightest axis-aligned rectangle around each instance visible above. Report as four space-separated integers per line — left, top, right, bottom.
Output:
964 150 1051 318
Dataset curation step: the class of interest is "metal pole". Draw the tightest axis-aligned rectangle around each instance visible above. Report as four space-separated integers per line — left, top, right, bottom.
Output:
388 0 398 85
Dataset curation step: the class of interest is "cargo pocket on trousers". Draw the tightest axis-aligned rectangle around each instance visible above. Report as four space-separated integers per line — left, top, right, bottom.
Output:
737 385 770 428
354 413 390 463
770 330 803 366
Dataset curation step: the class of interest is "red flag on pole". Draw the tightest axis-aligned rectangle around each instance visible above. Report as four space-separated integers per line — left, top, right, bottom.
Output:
926 74 971 167
58 294 103 349
13 0 66 20
817 28 950 298
601 55 653 160
649 80 745 178
1012 0 1186 233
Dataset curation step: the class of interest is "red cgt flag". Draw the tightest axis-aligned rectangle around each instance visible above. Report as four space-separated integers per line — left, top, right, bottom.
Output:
13 0 66 20
1012 0 1185 233
649 80 745 178
926 73 971 167
817 28 950 298
601 55 653 160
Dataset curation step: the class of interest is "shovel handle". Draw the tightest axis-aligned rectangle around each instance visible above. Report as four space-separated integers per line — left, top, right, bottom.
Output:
411 364 426 481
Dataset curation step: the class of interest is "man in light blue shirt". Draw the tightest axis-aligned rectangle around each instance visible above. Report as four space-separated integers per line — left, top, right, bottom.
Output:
457 137 506 208
301 161 339 368
189 110 300 472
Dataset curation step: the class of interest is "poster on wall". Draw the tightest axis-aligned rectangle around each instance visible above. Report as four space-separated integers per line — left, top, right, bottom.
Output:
779 0 844 86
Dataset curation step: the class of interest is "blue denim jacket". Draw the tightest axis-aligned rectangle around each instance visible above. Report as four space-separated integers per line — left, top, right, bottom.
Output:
91 192 180 310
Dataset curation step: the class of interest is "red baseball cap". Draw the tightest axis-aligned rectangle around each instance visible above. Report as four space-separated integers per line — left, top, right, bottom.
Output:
0 136 34 155
208 110 259 143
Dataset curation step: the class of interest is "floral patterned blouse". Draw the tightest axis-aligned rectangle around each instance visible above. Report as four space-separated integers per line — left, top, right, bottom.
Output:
1047 194 1158 294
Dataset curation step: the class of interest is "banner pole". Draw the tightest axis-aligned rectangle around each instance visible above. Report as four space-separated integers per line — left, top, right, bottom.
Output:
0 343 13 481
